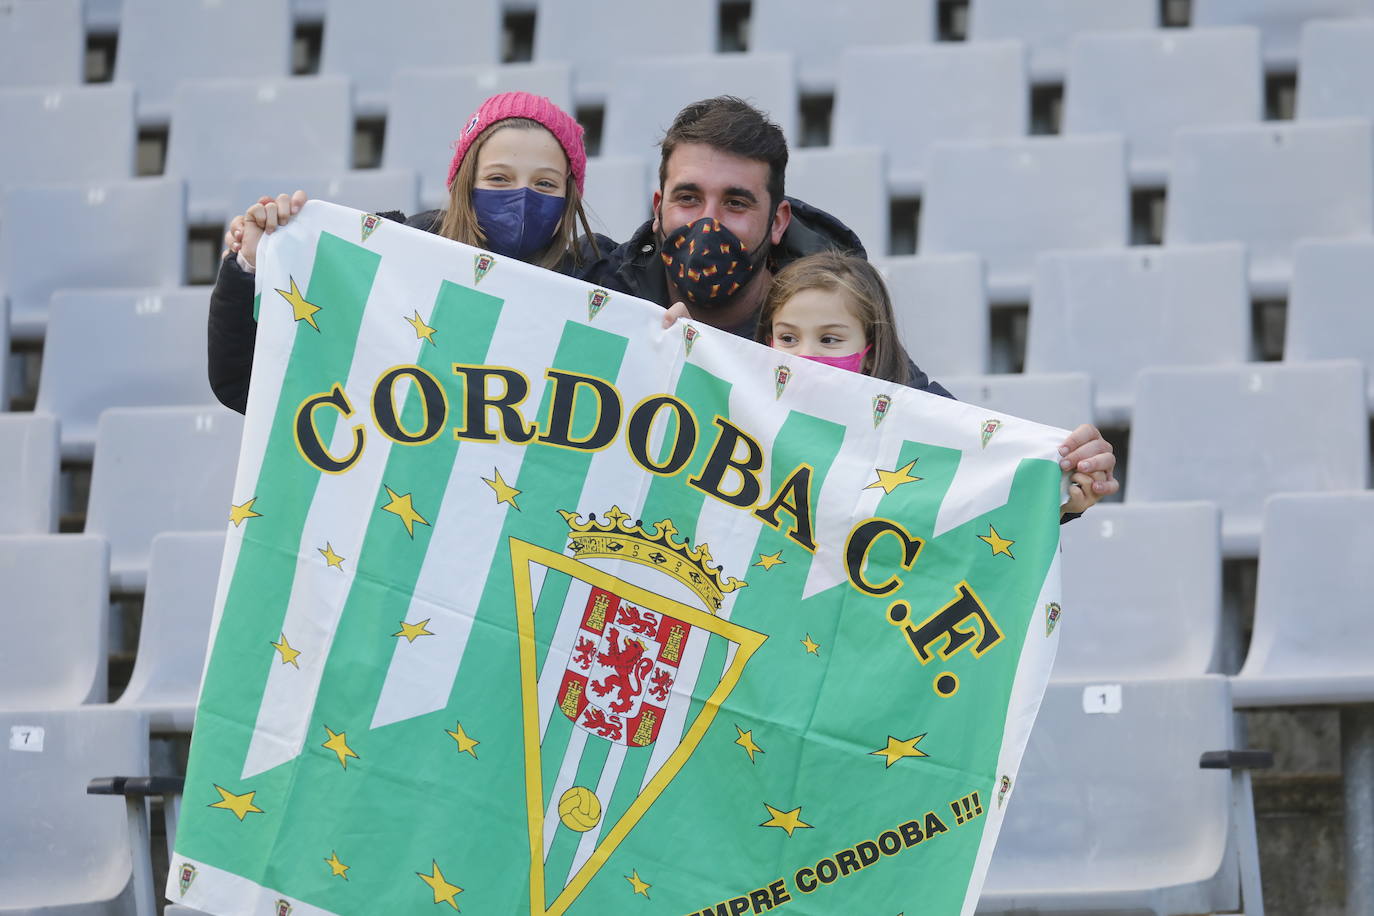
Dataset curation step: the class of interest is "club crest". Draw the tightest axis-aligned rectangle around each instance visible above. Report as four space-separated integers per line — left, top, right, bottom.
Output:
177 862 197 896
980 418 1002 449
587 288 610 321
683 323 699 356
872 393 892 428
274 899 292 916
1045 602 1061 637
510 507 762 916
474 252 495 285
997 774 1012 807
360 213 381 243
774 365 791 399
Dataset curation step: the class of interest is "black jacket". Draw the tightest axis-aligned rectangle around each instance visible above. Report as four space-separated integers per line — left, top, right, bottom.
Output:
578 197 951 399
206 209 615 414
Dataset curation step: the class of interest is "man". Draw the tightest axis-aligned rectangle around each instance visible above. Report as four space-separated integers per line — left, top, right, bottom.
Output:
584 96 1117 513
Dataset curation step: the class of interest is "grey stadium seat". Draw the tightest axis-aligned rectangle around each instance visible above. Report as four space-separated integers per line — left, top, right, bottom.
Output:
228 171 420 228
1062 27 1263 188
1296 18 1374 121
750 0 936 93
583 155 650 243
384 63 574 211
533 0 715 105
1234 492 1374 706
601 54 799 161
85 406 244 592
116 532 225 731
320 0 501 117
36 288 220 461
0 707 152 915
0 179 186 340
1192 0 1374 70
833 41 1028 197
979 676 1262 915
784 147 889 259
0 534 109 707
1165 120 1374 298
1053 502 1222 681
1024 244 1251 426
0 0 83 88
966 0 1157 83
112 0 292 125
165 77 352 225
1286 238 1374 406
876 254 989 380
939 372 1092 432
920 135 1128 303
0 85 135 188
0 413 59 534
1127 360 1369 557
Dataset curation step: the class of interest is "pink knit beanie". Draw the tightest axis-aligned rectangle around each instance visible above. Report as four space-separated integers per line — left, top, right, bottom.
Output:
446 91 587 194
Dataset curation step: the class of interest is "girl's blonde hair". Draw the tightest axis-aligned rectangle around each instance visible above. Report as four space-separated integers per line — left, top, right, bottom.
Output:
434 118 598 270
756 251 913 385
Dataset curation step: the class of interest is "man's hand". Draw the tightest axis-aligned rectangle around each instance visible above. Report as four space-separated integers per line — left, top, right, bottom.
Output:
1058 423 1118 515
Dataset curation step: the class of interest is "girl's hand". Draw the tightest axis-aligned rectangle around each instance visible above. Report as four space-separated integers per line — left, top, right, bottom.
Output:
661 301 691 329
240 190 309 270
1060 471 1097 515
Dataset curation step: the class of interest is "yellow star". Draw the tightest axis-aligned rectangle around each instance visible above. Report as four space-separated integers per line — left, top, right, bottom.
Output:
394 618 434 643
446 722 479 758
381 485 430 537
276 276 321 331
417 860 463 909
271 633 301 668
801 633 820 655
324 850 349 880
321 725 359 770
865 458 922 495
870 733 930 768
406 309 437 345
208 784 262 820
625 870 652 898
759 803 812 837
754 550 784 570
318 542 345 570
229 497 262 527
734 725 764 763
978 525 1015 558
481 468 521 510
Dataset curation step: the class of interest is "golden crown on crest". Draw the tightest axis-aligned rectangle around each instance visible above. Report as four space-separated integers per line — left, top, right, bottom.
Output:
559 506 746 612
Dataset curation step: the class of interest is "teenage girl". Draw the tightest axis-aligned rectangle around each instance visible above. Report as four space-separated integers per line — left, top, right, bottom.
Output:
210 91 608 413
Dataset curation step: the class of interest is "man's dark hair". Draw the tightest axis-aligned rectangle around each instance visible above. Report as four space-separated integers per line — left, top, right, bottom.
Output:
658 96 788 207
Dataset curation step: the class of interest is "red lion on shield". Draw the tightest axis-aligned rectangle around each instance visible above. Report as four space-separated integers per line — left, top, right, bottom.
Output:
591 630 654 714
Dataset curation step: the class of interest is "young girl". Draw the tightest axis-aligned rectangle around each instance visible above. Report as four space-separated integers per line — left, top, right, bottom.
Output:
750 251 1100 514
210 91 609 413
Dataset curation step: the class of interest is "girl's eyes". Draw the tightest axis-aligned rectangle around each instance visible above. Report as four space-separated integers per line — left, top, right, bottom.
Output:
820 335 844 345
775 333 798 345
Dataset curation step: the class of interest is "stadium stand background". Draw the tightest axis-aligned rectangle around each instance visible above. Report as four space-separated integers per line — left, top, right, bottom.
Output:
3 0 1373 912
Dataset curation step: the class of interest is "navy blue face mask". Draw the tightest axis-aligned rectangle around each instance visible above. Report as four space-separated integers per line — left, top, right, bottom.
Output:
472 187 566 260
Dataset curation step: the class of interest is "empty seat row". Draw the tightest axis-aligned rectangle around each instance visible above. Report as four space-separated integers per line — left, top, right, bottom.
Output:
0 530 223 725
0 407 241 586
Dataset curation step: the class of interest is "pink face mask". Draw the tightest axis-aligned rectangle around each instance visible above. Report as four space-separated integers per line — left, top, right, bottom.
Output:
798 345 871 374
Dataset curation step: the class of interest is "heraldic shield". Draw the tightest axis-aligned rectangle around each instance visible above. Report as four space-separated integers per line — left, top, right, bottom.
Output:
509 509 764 916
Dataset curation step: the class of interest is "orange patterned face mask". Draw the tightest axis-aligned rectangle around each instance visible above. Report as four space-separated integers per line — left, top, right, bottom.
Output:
657 217 768 308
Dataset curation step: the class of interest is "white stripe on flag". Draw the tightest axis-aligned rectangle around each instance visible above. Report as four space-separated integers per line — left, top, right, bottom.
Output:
537 580 596 741
368 308 566 730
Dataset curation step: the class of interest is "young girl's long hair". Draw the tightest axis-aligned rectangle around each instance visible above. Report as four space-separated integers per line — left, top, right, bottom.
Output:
757 251 913 385
435 117 598 270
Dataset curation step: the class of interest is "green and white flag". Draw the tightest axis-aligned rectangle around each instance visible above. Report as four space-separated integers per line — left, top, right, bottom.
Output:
172 201 1066 916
